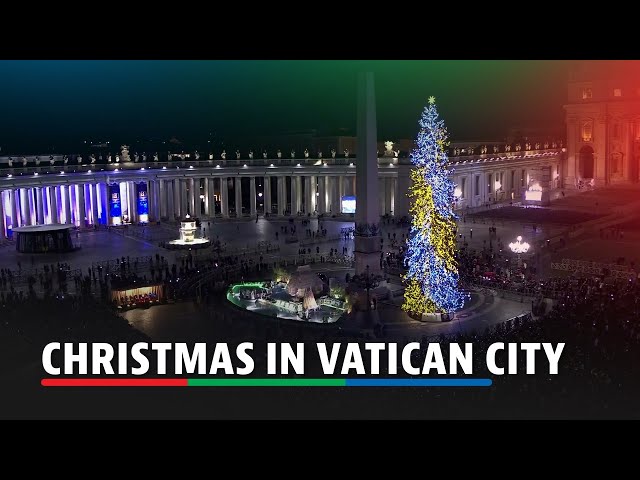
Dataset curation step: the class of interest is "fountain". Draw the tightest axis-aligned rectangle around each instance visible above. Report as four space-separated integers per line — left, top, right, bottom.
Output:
166 214 210 249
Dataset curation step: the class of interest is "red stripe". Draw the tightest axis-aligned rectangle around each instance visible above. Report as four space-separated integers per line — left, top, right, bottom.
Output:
41 378 188 387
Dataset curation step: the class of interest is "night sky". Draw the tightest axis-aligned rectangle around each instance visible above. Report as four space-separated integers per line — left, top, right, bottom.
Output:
0 60 572 154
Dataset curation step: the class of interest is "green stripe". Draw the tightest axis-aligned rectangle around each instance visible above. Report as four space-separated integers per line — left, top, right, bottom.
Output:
187 378 345 387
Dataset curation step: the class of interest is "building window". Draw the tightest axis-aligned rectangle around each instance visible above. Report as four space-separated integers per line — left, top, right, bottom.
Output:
582 121 593 142
521 169 526 187
460 177 466 199
614 88 622 97
474 176 479 196
582 88 593 100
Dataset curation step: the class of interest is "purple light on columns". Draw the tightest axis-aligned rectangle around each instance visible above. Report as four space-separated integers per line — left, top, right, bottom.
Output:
44 187 51 224
1 191 9 235
29 188 36 225
96 183 103 224
57 186 64 224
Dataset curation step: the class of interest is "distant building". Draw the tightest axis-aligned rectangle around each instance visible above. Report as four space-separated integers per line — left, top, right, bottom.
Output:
564 60 640 188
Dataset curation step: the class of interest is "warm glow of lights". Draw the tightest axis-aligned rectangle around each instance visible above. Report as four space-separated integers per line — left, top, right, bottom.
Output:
453 186 462 198
509 236 530 254
525 190 543 201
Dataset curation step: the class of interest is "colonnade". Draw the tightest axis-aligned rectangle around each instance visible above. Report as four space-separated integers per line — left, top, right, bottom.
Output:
1 174 401 239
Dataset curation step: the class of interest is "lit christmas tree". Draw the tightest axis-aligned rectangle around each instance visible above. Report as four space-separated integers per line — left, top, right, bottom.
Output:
402 96 465 316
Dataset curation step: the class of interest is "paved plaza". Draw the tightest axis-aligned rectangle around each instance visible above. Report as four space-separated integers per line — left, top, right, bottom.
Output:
5 184 640 339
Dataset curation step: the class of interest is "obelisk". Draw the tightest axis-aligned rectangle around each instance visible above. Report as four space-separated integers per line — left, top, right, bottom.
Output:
354 72 381 276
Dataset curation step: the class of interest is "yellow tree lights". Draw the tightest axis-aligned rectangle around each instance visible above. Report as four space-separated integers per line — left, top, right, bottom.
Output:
402 97 466 316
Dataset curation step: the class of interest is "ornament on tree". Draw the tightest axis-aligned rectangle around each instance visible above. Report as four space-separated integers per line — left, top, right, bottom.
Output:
402 96 465 316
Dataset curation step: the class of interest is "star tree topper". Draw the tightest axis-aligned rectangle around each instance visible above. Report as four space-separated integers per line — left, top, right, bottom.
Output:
428 96 436 104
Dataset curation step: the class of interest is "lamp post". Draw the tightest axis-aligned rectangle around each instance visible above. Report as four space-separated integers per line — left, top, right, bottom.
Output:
509 235 530 268
351 264 381 311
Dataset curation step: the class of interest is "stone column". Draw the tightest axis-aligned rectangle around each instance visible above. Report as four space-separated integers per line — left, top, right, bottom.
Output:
318 176 326 214
208 178 215 217
126 182 134 223
89 183 98 225
63 185 72 225
250 176 257 216
354 72 381 275
290 176 298 214
36 187 44 225
100 184 109 224
309 176 316 213
264 176 271 215
0 191 5 238
48 187 58 224
203 177 210 216
188 178 196 216
79 184 87 227
378 177 386 215
172 179 180 219
154 180 161 222
235 177 243 216
277 176 285 216
159 180 166 219
220 177 229 217
20 188 32 226
10 189 19 228
166 180 175 220
386 177 395 216
331 176 340 214
295 176 302 214
565 117 578 188
180 179 188 217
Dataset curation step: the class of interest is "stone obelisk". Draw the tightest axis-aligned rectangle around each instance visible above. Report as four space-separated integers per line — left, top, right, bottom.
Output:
354 72 381 276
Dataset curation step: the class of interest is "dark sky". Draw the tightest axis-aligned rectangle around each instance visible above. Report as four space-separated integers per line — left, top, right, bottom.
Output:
0 60 571 153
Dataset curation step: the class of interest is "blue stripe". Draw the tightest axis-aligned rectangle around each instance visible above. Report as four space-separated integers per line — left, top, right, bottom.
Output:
345 378 492 387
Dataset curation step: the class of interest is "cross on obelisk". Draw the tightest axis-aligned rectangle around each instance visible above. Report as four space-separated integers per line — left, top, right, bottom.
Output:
354 72 381 276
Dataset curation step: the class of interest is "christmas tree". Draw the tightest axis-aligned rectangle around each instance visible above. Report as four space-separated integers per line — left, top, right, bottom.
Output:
402 96 465 316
